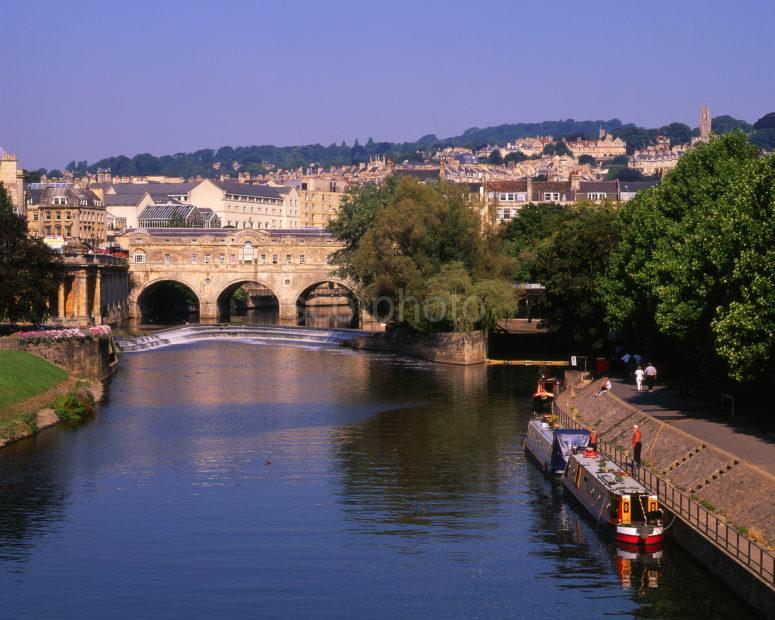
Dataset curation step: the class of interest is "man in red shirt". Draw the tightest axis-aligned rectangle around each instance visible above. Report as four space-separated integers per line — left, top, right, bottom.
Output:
631 424 642 476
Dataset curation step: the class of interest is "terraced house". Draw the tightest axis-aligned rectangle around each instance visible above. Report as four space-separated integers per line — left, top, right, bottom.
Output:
25 183 106 246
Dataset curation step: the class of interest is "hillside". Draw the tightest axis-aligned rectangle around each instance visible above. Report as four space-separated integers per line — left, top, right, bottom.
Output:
50 114 774 180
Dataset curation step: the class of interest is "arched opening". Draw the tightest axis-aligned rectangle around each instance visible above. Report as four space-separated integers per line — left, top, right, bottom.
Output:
296 281 359 328
137 280 199 325
217 281 279 324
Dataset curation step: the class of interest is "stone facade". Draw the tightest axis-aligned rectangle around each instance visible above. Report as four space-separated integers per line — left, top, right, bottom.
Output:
0 149 25 216
116 227 350 321
298 177 349 228
26 183 107 246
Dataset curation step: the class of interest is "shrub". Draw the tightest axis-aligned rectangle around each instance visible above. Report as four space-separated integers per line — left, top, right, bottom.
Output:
52 388 95 423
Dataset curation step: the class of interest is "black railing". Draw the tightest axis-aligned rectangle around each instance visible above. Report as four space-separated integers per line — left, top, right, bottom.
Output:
552 399 775 589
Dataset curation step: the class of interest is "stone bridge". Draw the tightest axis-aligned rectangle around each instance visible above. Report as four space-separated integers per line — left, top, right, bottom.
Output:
116 228 357 321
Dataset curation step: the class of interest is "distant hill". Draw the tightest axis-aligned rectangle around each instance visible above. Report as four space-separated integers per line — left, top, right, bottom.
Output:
54 114 773 179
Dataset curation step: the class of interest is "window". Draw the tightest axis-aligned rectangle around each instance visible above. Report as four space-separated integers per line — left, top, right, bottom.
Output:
219 253 225 264
285 254 291 264
260 254 266 263
230 253 237 264
272 255 278 264
204 253 211 264
32 212 39 221
56 211 61 219
133 253 146 263
191 252 198 264
53 196 67 205
164 253 171 264
587 192 607 201
543 192 561 201
299 254 305 264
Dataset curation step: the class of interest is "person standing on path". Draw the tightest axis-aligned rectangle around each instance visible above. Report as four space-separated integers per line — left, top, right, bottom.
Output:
631 424 642 476
634 366 645 392
644 363 657 392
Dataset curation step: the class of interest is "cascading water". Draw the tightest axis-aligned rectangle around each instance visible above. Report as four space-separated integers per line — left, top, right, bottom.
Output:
115 325 370 353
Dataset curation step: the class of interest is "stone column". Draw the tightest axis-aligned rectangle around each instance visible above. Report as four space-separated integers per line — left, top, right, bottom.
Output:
57 281 66 319
93 270 102 323
76 272 88 323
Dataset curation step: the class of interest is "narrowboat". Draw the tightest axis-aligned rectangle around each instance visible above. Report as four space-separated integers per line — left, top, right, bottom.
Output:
524 417 590 475
562 450 664 547
532 377 558 409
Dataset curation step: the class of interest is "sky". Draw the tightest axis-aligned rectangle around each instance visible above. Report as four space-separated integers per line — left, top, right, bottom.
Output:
2 0 774 170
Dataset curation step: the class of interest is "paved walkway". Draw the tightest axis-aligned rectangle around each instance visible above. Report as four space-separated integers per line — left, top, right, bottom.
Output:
610 378 775 476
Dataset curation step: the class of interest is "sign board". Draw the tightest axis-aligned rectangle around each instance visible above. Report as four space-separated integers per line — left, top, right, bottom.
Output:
571 356 577 367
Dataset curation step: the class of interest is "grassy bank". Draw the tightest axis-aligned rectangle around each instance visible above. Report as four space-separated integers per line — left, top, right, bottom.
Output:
0 350 68 409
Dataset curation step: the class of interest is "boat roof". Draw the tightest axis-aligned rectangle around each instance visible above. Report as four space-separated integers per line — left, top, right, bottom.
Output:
571 451 650 495
528 418 555 443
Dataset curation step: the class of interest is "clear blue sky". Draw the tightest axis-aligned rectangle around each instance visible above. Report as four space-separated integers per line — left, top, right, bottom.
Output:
2 0 774 169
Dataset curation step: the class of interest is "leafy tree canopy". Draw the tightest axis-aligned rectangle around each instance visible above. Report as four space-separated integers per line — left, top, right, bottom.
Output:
753 112 775 130
0 183 62 324
330 176 515 332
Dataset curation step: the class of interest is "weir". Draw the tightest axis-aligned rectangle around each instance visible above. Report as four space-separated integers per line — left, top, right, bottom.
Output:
115 324 370 353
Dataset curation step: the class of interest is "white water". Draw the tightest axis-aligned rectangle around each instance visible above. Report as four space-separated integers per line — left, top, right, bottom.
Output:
115 325 370 353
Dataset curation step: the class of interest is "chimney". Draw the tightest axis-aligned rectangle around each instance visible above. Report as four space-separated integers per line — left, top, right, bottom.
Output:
570 171 581 191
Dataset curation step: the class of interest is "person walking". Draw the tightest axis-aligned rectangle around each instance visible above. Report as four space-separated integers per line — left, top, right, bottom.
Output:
644 363 657 391
595 377 612 397
631 424 642 476
634 365 645 392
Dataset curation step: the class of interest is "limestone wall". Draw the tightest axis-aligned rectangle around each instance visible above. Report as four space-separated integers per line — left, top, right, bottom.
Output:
556 381 775 545
0 338 118 382
349 327 487 365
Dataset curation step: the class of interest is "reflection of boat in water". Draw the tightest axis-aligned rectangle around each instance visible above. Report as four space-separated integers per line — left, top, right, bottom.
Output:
524 417 589 475
563 450 664 548
532 377 558 409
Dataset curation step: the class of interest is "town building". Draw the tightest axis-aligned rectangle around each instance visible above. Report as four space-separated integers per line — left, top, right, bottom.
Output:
25 183 106 247
565 128 627 160
0 147 25 216
298 177 349 228
188 179 300 229
619 180 660 202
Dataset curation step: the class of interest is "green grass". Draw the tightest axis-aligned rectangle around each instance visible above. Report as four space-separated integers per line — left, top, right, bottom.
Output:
0 350 68 409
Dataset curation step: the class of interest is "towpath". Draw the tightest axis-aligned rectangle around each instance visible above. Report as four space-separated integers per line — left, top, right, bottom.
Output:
610 378 775 476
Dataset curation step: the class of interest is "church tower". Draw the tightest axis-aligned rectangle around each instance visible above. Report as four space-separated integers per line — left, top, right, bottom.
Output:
700 104 711 142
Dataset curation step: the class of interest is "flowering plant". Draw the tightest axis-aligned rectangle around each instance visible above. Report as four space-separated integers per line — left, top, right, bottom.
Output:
16 325 112 343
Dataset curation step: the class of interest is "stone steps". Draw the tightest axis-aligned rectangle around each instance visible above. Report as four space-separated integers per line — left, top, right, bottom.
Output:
661 444 706 475
690 459 741 494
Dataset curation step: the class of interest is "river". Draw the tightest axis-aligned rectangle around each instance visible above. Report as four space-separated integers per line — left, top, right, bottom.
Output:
0 338 761 618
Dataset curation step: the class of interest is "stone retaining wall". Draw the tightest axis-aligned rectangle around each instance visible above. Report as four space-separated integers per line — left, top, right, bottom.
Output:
557 381 775 546
0 337 118 382
349 327 487 365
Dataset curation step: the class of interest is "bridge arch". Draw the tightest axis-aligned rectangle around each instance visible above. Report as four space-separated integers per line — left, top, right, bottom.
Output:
216 278 281 322
136 278 201 324
294 279 360 328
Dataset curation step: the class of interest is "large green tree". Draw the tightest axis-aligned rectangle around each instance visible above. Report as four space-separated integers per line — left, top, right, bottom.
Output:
530 203 619 349
331 176 515 332
601 132 770 382
0 183 62 324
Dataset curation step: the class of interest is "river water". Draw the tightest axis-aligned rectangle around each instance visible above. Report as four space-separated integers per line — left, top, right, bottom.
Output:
0 339 760 618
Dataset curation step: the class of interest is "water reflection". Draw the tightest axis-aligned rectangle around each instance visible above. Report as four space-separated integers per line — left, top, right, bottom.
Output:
0 342 761 618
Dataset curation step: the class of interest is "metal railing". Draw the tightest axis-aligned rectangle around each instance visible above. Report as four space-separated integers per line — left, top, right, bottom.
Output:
552 399 775 589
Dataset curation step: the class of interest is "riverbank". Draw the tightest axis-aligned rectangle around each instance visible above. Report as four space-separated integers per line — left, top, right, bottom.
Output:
0 347 106 448
556 378 775 616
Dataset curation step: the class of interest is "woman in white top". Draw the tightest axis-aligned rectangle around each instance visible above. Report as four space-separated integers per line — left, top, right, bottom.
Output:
634 366 645 391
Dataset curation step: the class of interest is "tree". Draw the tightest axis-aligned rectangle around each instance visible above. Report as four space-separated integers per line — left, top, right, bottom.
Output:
48 169 63 179
712 115 752 134
660 122 692 145
0 183 62 324
753 112 775 130
488 149 503 164
750 129 775 151
331 177 515 332
578 155 597 166
504 151 528 164
606 166 644 181
502 203 573 281
601 132 764 382
543 141 571 157
531 203 619 349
